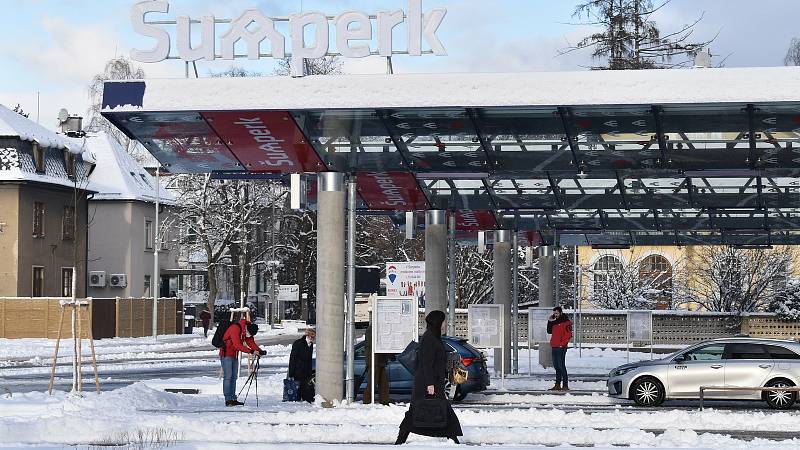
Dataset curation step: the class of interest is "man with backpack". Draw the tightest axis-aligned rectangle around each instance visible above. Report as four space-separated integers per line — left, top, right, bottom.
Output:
213 318 263 406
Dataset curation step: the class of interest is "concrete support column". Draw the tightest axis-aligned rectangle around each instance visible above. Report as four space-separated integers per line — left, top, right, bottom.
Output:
425 210 447 315
316 172 346 404
493 230 512 375
538 245 556 368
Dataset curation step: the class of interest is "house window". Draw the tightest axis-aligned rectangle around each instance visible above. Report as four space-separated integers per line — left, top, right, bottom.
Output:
145 220 154 250
638 254 673 309
62 206 75 240
32 142 45 173
32 266 44 297
61 268 73 297
33 202 45 237
593 255 623 288
144 275 152 297
64 151 76 179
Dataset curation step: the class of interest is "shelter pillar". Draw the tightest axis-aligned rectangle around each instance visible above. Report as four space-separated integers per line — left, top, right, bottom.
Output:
493 230 512 375
425 210 447 315
538 245 556 368
316 172 346 404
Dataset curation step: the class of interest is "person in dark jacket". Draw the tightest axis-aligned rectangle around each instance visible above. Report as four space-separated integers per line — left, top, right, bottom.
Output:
219 319 263 406
288 328 316 402
395 310 463 445
546 306 573 391
199 307 212 337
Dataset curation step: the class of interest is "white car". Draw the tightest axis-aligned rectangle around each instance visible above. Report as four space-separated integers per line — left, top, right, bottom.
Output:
607 337 800 409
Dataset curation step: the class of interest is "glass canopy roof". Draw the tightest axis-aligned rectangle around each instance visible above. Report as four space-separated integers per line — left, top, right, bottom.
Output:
102 83 800 245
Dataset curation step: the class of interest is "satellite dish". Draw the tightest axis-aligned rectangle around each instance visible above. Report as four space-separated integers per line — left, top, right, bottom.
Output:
57 108 69 124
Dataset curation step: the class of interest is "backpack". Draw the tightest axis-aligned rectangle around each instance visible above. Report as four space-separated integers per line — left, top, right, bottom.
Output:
212 318 240 349
397 340 420 374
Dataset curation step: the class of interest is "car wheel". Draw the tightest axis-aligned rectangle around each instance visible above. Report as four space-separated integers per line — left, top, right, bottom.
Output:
764 379 797 410
631 376 665 407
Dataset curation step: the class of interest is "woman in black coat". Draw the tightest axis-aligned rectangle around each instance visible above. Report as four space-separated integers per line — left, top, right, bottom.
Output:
395 310 463 445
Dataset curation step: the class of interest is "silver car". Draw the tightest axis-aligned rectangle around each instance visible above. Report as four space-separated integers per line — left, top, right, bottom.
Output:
607 337 800 409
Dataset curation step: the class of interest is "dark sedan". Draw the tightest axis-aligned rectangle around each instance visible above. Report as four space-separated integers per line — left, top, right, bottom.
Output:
352 336 490 401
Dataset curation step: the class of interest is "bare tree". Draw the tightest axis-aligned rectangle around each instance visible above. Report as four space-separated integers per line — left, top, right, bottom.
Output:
785 37 800 66
274 56 344 76
565 0 714 69
692 246 795 313
87 57 150 162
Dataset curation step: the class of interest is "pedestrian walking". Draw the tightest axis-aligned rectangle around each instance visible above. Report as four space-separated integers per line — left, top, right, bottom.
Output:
363 324 390 405
547 306 573 391
288 328 316 402
200 307 212 338
217 319 263 406
395 310 463 445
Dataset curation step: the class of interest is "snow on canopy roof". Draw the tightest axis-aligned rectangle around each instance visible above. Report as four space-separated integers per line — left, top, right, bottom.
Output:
102 67 800 112
0 104 90 157
79 132 175 205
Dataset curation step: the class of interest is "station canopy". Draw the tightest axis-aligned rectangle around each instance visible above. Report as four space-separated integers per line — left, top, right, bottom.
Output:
101 67 800 247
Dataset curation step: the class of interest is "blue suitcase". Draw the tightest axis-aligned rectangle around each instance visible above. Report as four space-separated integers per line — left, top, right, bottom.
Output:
283 378 301 402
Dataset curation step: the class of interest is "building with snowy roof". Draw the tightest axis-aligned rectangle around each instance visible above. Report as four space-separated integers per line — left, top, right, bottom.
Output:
81 131 180 299
0 104 96 298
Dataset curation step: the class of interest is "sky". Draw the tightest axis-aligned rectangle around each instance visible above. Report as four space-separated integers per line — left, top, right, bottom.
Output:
0 0 798 131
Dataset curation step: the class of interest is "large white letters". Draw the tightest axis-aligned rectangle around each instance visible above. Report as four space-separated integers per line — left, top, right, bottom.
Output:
130 0 447 64
131 1 170 63
335 11 372 58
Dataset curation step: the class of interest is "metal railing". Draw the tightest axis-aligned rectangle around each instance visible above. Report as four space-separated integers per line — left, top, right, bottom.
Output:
698 385 800 410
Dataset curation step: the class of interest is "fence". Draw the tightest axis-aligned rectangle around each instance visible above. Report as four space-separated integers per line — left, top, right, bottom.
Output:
423 309 800 345
0 297 182 339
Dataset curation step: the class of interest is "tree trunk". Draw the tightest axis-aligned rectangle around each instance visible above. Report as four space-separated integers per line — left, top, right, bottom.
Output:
206 265 218 314
230 242 241 305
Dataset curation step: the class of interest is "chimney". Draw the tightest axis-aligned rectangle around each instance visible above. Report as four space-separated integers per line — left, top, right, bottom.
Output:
56 108 84 137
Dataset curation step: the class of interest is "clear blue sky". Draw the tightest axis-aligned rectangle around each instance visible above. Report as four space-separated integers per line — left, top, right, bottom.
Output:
1 0 798 129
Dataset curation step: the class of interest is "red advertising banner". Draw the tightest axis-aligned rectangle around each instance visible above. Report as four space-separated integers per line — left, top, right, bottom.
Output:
455 210 497 231
152 121 242 172
202 111 323 173
357 172 429 210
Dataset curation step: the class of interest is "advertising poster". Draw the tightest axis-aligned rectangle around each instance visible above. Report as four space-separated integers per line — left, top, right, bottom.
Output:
385 261 425 307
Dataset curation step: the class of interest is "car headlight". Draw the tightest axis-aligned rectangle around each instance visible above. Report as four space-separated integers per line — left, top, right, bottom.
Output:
610 367 634 377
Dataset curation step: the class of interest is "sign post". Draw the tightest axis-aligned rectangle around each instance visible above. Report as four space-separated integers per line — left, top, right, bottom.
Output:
467 304 505 389
626 310 654 361
527 307 552 375
385 261 425 307
371 296 419 403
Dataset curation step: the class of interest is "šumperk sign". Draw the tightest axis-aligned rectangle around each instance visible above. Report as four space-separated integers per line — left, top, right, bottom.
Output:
131 0 447 75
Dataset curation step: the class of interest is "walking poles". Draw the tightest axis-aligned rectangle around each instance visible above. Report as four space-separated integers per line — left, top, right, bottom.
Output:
237 353 261 406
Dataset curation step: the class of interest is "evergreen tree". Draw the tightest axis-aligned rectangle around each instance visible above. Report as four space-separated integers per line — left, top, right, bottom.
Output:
567 0 714 69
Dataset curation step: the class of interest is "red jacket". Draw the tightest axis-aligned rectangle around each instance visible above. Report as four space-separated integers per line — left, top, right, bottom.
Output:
219 319 262 358
547 316 573 348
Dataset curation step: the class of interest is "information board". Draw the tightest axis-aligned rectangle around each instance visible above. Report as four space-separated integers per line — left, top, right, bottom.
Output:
627 310 653 343
277 285 299 302
467 304 504 349
528 307 553 344
372 297 419 354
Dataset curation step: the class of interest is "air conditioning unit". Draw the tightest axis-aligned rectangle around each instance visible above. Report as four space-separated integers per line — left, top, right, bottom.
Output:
89 271 106 287
109 274 127 288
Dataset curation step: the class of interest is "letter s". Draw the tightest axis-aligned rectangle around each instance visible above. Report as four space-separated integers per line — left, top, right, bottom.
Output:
131 1 171 63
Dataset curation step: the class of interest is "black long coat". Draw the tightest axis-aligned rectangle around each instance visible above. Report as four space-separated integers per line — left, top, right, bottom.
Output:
399 329 463 438
288 337 313 381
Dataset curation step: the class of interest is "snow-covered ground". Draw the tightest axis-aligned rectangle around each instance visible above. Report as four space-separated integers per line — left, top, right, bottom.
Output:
1 335 798 449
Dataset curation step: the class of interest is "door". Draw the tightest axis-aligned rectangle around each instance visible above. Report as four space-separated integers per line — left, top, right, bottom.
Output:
668 343 726 397
723 343 774 399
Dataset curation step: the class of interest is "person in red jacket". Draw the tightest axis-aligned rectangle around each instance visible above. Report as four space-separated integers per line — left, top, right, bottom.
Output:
219 319 263 406
546 306 573 391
